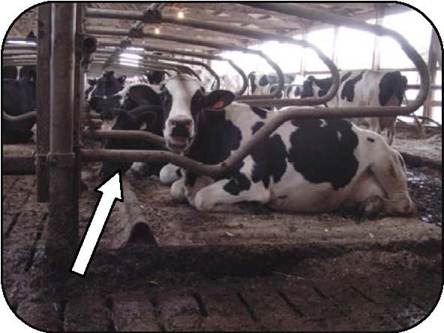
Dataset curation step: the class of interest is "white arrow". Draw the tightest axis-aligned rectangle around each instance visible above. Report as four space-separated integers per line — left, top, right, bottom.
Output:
71 172 123 276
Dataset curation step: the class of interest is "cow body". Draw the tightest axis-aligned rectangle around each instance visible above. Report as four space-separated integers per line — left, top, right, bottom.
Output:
2 77 36 143
86 70 127 119
301 70 408 145
155 75 414 216
248 71 295 96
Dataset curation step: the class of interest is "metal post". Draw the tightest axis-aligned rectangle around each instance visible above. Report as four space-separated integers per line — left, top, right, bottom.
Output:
72 3 84 257
423 30 439 121
36 4 51 202
46 3 78 288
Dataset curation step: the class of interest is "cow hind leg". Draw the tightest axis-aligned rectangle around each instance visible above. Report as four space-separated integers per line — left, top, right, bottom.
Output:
193 176 270 212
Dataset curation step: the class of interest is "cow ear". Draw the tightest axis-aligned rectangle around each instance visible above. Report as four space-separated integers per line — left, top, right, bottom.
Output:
118 75 127 84
88 79 97 86
204 90 235 110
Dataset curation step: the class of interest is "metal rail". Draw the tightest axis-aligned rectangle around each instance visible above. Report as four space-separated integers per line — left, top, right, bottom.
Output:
85 25 288 100
2 110 37 121
241 3 430 109
98 41 249 96
84 7 340 104
92 56 199 78
81 101 434 178
96 48 221 89
84 129 166 147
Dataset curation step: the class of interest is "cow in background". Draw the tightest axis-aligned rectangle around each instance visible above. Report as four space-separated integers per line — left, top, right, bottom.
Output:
99 83 167 179
3 66 18 79
2 72 36 143
86 70 127 119
247 71 295 96
300 70 408 145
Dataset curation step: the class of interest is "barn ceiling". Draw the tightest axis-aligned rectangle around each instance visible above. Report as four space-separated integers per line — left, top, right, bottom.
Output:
7 2 409 54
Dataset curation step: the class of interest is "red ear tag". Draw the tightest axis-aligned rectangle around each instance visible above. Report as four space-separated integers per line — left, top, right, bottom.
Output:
211 100 225 109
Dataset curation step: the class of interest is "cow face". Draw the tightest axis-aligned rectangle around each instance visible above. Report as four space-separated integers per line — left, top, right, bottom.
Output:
160 75 235 153
87 71 126 119
300 76 316 98
145 70 166 85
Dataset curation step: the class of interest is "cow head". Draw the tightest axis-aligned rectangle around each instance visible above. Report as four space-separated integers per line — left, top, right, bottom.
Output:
87 71 126 119
144 70 166 85
159 75 235 153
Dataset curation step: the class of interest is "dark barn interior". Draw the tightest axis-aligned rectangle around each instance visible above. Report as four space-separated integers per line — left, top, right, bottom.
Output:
1 2 442 331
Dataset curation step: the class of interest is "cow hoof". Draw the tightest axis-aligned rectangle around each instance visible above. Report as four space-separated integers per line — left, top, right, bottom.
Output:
170 180 187 202
130 162 149 178
159 164 181 185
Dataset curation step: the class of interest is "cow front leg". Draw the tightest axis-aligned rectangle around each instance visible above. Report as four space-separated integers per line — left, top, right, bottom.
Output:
193 174 270 211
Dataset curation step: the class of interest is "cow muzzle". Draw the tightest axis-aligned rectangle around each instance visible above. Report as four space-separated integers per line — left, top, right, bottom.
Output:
166 117 194 152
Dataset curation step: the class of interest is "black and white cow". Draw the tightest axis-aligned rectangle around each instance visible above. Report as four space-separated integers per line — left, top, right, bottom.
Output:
99 83 167 179
86 70 127 119
300 70 408 145
2 75 36 143
152 74 414 216
248 71 295 96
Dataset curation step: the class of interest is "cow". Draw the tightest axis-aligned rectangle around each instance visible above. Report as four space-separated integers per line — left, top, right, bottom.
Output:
153 74 414 217
300 70 408 145
18 65 37 82
144 70 168 86
2 76 36 143
3 66 18 79
86 70 127 119
99 83 167 179
248 71 295 96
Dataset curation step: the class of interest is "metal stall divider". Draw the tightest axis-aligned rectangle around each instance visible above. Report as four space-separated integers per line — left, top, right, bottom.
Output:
36 4 51 202
84 7 340 103
45 3 78 295
80 4 428 179
98 41 249 96
85 26 291 101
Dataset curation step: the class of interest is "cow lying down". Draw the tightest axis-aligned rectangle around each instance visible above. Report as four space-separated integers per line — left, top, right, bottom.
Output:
119 74 416 216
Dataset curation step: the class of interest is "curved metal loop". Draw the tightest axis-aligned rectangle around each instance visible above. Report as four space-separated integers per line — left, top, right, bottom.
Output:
242 3 430 110
85 26 289 100
98 41 249 96
2 110 37 122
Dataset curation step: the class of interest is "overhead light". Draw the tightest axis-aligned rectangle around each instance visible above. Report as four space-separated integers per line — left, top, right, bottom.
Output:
120 53 142 60
177 11 184 19
154 27 160 35
6 40 36 46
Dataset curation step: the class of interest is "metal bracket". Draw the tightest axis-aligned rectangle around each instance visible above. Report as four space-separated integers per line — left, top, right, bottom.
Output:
142 8 162 24
47 153 76 168
35 153 48 166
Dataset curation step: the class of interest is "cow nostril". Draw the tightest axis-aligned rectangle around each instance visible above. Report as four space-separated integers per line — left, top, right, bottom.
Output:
169 119 192 128
183 120 192 128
